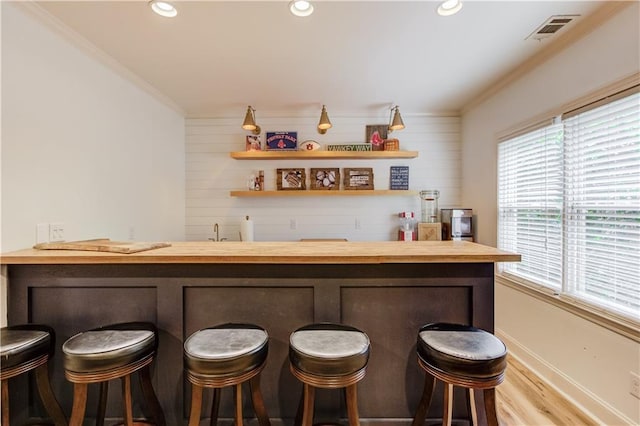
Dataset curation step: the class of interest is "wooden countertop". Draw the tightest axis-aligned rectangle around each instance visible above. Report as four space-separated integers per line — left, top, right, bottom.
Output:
0 241 520 265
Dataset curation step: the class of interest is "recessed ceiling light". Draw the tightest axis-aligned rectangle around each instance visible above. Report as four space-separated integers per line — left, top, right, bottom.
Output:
289 0 314 17
437 0 463 17
149 0 177 18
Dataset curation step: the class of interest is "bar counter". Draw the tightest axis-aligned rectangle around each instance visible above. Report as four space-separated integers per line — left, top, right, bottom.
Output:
2 241 519 425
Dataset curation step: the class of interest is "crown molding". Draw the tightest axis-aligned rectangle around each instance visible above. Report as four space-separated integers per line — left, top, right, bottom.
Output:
13 1 186 117
461 1 633 114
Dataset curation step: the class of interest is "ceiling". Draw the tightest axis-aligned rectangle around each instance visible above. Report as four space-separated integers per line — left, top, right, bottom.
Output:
30 0 612 118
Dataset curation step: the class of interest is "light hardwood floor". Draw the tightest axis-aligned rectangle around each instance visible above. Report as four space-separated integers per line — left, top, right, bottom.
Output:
496 355 598 426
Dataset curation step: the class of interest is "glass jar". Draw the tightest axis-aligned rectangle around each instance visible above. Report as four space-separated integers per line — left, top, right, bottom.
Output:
420 190 440 223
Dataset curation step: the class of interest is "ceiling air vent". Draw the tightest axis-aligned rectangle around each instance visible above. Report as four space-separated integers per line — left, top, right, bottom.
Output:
526 15 580 41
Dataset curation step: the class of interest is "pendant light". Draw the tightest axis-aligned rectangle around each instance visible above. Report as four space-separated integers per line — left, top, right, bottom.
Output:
388 106 405 132
317 105 332 134
242 106 261 135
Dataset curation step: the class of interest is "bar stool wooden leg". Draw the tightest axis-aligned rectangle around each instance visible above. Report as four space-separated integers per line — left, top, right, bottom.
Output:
484 388 498 426
411 372 435 426
249 374 270 426
33 363 68 426
442 382 453 426
69 383 89 426
122 375 134 426
294 385 304 426
1 379 9 426
209 388 221 426
96 382 108 426
189 384 203 426
234 383 244 426
345 384 360 426
467 388 478 426
139 364 167 426
301 384 315 426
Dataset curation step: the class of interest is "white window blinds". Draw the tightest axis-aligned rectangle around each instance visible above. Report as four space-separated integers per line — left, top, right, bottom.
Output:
498 123 564 290
563 92 640 317
498 89 640 320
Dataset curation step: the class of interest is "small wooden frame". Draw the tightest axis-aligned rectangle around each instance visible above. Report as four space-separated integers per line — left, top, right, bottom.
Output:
366 125 388 151
245 135 262 151
277 168 306 190
310 168 340 190
418 223 442 241
384 138 399 151
343 168 374 190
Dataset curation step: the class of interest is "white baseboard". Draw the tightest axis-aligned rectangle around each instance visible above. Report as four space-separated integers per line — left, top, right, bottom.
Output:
496 328 634 426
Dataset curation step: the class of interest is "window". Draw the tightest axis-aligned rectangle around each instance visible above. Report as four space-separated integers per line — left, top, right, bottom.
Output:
498 89 640 320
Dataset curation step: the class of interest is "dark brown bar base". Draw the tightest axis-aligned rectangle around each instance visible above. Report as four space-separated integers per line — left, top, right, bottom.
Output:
7 262 495 426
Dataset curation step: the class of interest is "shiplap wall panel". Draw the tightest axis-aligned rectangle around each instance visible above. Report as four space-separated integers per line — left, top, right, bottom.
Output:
186 115 461 241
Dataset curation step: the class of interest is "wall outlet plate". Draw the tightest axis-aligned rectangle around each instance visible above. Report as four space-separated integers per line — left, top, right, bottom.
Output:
36 223 49 244
49 223 65 242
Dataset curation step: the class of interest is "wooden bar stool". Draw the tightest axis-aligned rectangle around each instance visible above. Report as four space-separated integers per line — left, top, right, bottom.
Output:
1 324 67 426
183 323 270 426
411 323 507 426
288 323 370 426
62 321 166 426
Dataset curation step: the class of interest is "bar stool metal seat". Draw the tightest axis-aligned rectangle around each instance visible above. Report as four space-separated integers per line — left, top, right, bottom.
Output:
1 324 67 426
411 323 507 426
62 322 166 426
183 323 270 426
289 323 370 426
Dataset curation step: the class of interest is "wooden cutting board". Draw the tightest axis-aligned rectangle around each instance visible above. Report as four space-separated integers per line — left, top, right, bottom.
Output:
33 239 171 254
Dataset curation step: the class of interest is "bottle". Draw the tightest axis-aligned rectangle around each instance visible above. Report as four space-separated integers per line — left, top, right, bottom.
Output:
420 190 440 223
398 211 416 241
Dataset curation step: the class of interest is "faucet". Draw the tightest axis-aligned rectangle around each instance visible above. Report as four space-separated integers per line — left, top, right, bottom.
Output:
210 223 227 242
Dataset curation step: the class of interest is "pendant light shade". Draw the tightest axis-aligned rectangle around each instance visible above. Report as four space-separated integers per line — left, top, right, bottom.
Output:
242 106 261 135
388 106 405 132
317 105 332 134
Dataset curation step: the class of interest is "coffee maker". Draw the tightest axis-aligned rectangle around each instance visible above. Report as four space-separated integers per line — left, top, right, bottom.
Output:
441 209 473 241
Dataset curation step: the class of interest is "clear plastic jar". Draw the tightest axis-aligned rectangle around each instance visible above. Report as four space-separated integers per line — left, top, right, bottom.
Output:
398 211 416 241
420 190 440 223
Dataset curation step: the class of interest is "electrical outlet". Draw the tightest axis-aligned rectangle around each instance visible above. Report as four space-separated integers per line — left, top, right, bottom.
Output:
290 219 297 230
49 223 65 242
355 218 361 230
631 371 640 399
36 223 49 244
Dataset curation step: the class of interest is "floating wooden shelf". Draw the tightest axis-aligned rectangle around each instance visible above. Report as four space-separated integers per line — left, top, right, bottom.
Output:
230 190 418 197
230 151 419 160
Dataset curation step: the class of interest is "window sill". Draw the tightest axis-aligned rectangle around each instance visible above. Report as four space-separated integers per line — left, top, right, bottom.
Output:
496 273 640 343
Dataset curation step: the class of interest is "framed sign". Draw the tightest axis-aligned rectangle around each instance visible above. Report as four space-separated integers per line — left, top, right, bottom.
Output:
343 168 374 190
390 166 409 190
277 168 306 190
245 135 262 151
310 168 340 190
266 131 298 150
326 144 372 152
365 125 387 151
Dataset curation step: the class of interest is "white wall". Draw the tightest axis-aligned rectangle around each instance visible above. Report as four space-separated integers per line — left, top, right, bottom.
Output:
186 115 461 242
1 2 186 253
462 3 640 424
